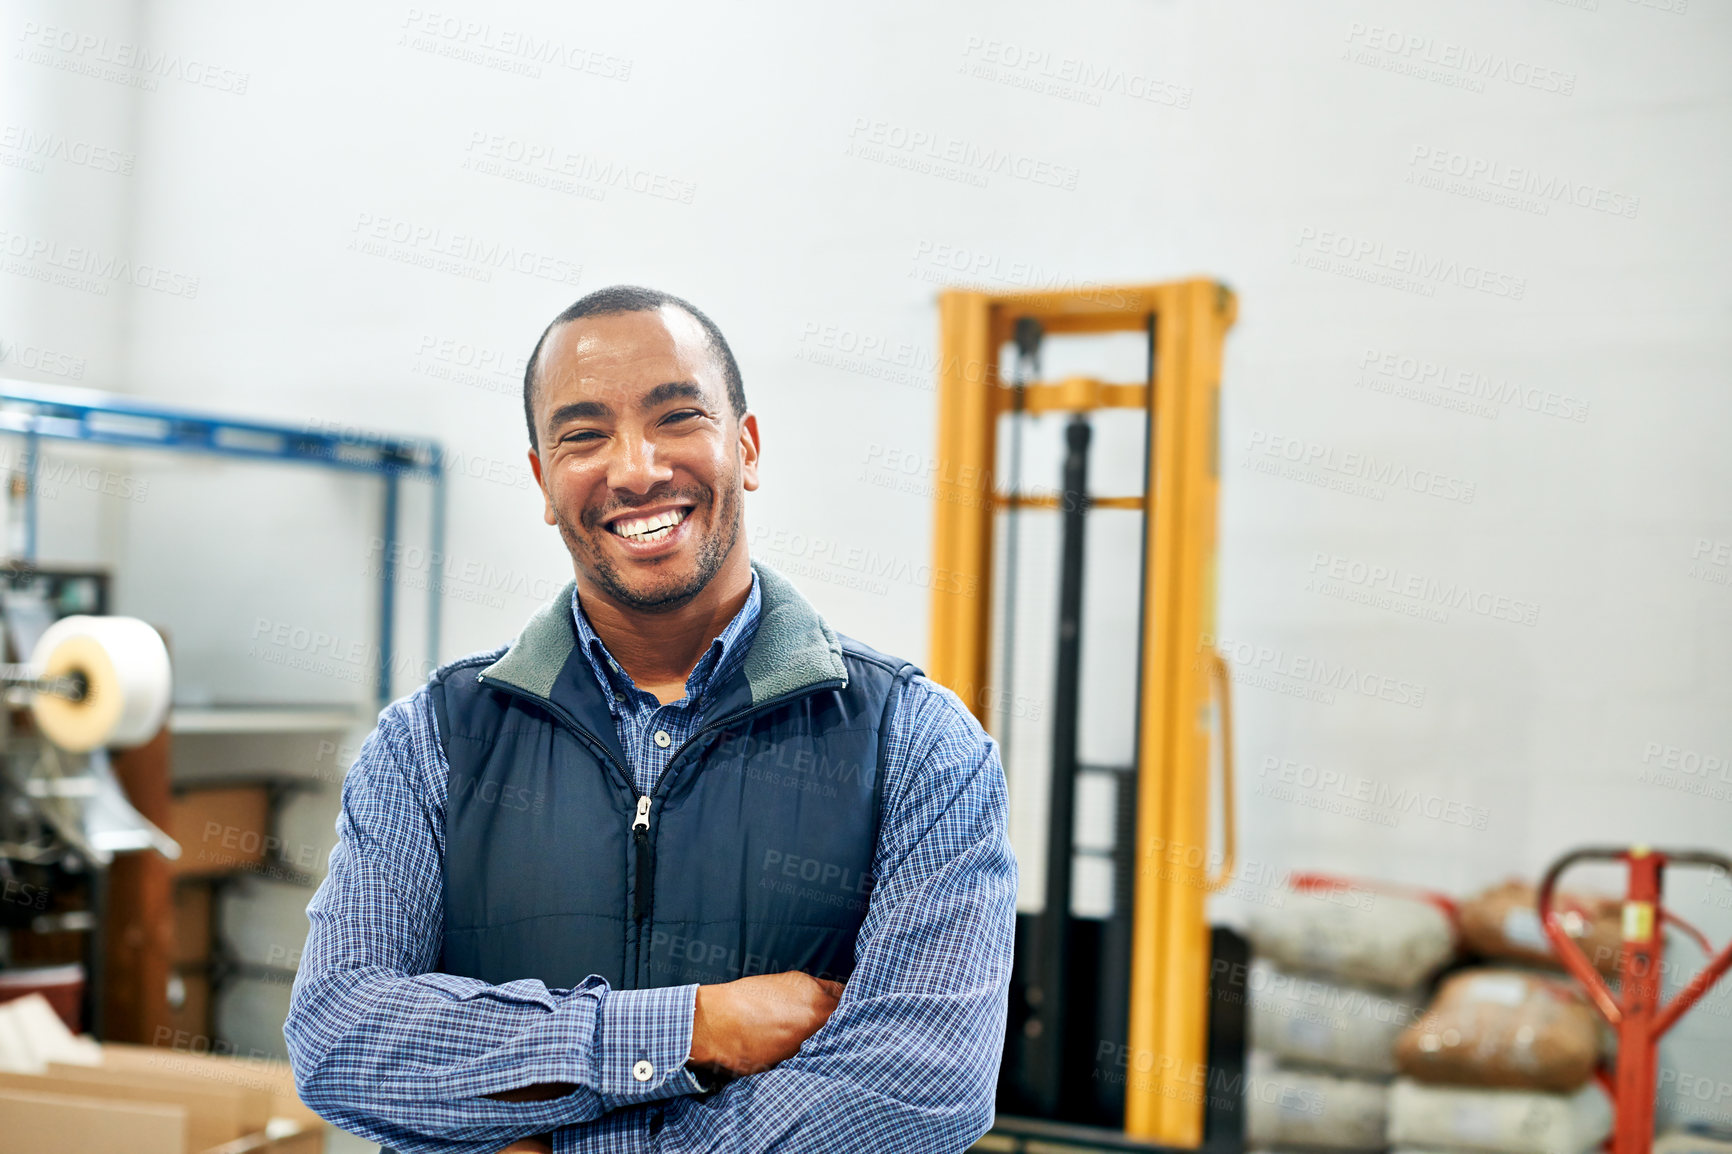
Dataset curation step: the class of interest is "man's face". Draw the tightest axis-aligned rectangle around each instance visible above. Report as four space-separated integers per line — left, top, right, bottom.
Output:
527 306 759 613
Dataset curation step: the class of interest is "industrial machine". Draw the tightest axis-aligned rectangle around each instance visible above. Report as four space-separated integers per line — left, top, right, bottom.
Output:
0 574 179 1033
1 574 178 863
926 279 1242 1150
0 379 443 1050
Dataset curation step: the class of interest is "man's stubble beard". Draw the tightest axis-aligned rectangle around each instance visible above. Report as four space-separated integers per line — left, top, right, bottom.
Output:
554 465 743 614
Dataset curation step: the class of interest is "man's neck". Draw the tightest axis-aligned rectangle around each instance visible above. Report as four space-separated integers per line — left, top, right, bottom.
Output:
575 552 753 695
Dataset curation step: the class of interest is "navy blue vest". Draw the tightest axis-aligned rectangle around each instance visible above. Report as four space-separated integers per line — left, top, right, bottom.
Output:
432 561 921 992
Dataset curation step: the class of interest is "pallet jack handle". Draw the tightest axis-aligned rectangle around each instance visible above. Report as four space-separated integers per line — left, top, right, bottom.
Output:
1538 846 1732 1036
1204 652 1237 894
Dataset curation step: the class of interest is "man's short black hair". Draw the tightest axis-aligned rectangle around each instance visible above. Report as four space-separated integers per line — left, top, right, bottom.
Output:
522 285 746 451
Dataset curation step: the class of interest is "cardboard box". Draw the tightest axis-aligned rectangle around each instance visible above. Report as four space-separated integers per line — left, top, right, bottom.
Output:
99 1042 319 1129
0 1039 325 1154
171 787 271 877
0 1066 257 1153
0 1086 185 1154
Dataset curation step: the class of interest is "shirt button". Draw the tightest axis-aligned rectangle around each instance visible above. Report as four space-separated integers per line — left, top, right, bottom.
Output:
632 1059 655 1082
653 730 671 748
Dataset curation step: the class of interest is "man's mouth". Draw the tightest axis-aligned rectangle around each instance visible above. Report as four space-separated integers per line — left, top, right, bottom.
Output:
604 505 693 543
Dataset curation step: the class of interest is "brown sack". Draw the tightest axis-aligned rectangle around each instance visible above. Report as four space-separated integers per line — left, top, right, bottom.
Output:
1395 969 1600 1092
1458 880 1621 976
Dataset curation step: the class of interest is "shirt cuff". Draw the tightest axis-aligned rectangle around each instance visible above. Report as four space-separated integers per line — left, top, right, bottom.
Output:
591 983 703 1107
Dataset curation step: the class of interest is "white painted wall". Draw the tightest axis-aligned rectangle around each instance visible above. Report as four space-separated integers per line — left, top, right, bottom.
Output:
5 0 1729 1128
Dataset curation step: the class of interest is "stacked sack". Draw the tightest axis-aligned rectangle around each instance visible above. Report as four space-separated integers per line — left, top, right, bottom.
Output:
1396 970 1601 1091
1458 880 1623 977
1245 885 1457 1154
1387 878 1617 1154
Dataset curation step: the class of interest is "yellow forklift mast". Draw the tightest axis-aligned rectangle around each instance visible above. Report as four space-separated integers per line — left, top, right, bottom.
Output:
926 281 1239 1148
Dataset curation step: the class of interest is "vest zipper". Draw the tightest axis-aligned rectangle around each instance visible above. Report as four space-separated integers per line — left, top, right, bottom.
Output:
474 673 849 933
632 794 652 920
624 679 852 933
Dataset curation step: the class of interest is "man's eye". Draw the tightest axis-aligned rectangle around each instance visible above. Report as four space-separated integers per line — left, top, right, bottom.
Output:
664 410 701 424
561 430 601 443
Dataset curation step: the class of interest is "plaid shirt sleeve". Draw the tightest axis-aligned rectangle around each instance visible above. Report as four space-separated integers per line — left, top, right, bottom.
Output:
284 688 705 1154
554 674 1019 1153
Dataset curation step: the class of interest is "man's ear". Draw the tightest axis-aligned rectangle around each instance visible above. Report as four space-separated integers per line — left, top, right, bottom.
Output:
528 447 556 526
738 412 761 492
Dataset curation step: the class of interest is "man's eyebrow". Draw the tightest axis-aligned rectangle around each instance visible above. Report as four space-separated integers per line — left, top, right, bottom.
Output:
640 380 707 410
546 400 612 428
544 382 711 435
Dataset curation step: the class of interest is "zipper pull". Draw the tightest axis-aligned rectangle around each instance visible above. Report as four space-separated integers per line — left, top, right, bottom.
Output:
633 795 653 921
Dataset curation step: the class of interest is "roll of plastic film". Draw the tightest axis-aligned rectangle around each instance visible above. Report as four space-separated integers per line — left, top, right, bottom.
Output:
29 616 173 752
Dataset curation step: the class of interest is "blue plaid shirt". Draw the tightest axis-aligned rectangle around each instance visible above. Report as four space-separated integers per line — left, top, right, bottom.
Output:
575 570 762 800
286 565 1017 1153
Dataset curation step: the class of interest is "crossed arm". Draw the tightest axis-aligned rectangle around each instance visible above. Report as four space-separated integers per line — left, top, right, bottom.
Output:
284 682 1016 1153
595 734 1017 1153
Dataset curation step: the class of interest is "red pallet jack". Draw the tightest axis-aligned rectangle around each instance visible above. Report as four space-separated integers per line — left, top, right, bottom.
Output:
1539 846 1732 1154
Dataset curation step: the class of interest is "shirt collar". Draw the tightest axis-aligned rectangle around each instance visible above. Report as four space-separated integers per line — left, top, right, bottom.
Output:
569 568 762 707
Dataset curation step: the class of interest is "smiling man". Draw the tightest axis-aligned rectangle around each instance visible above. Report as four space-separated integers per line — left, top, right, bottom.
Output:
284 286 1017 1153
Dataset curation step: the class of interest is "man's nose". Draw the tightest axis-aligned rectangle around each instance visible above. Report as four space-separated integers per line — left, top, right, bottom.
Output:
607 431 673 493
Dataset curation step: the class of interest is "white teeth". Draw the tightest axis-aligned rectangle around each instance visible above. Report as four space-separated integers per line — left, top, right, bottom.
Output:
611 508 688 540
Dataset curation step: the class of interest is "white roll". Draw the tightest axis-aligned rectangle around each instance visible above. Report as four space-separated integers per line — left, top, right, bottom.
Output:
29 615 172 752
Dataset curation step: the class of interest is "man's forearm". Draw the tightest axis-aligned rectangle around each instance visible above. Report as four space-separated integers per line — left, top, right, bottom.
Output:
288 960 606 1153
284 707 707 1153
638 1004 1004 1153
288 958 703 1153
548 969 1010 1154
585 693 1021 1154
552 799 1017 1153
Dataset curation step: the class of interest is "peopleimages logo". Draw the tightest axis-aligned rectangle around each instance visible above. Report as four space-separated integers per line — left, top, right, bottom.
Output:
0 125 135 174
1307 552 1540 627
15 21 251 94
1407 146 1638 219
1245 428 1477 504
462 131 696 204
846 118 1081 191
1342 23 1577 96
398 9 633 80
1357 348 1589 423
957 36 1192 110
1293 227 1526 300
908 240 1129 307
1202 632 1427 708
347 212 582 286
1257 756 1490 830
0 229 200 298
0 339 86 379
747 523 977 598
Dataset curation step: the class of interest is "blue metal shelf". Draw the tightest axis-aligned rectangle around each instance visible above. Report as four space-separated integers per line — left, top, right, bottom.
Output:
0 378 445 708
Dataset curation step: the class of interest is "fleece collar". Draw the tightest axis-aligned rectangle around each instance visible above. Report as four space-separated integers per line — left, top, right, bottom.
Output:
479 557 848 705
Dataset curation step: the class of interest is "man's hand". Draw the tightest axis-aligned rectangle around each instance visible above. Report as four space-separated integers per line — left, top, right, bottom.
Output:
490 1139 551 1153
689 970 843 1080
